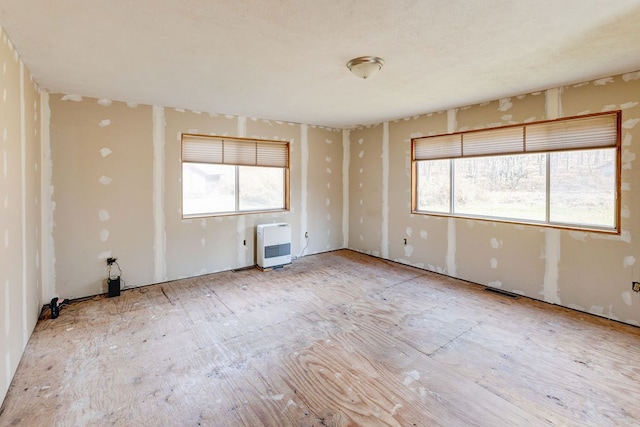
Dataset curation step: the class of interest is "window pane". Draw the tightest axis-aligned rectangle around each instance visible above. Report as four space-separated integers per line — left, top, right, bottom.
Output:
416 159 450 212
238 166 284 211
454 153 546 221
550 148 616 228
183 163 235 215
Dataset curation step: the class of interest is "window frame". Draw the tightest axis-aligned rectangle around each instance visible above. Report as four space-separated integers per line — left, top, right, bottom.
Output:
181 133 290 218
411 111 622 234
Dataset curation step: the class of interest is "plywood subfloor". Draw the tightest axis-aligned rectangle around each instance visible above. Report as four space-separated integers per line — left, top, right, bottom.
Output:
2 250 640 426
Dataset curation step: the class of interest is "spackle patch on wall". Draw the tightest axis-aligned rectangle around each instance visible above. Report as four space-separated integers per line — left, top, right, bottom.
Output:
622 292 632 306
98 209 110 222
97 99 112 107
99 148 112 157
98 119 111 128
623 256 636 268
623 118 640 129
594 77 615 86
490 238 501 249
100 229 109 242
622 150 636 169
622 71 640 81
490 258 498 269
98 176 112 185
97 251 111 260
420 230 428 240
404 245 414 257
61 94 82 102
498 98 513 112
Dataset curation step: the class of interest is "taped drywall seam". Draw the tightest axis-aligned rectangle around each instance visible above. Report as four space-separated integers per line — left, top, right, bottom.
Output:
237 117 247 265
301 124 309 253
152 106 166 283
543 88 562 304
40 92 54 302
19 61 27 344
342 129 350 248
446 109 457 276
382 122 390 258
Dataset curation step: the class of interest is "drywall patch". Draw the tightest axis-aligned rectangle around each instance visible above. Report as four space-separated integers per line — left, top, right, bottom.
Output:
621 102 638 110
98 209 110 222
490 238 500 249
97 251 111 260
623 71 640 81
97 98 112 107
420 230 428 240
382 122 389 258
98 119 111 127
542 228 561 305
623 256 636 268
404 245 414 257
589 305 604 315
594 77 615 86
126 101 138 108
623 118 640 129
99 147 112 157
622 206 630 218
623 133 632 147
152 106 166 283
622 291 632 306
568 231 588 241
99 229 109 242
61 94 82 102
487 281 502 288
490 258 498 269
622 149 635 170
498 98 513 112
406 227 412 237
98 175 112 185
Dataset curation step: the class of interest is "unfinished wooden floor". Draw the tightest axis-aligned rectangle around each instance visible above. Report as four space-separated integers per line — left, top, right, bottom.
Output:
2 250 640 426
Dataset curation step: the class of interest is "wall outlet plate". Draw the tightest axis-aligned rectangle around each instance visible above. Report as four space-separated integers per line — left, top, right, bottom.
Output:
632 282 640 293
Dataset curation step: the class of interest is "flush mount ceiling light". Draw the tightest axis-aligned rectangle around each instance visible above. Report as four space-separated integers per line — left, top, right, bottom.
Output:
346 56 385 79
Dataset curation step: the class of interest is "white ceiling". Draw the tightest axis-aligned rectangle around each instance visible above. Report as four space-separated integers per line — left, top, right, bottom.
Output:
1 1 640 128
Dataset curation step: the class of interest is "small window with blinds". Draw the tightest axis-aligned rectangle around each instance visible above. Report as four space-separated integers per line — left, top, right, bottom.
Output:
411 111 621 233
181 134 290 217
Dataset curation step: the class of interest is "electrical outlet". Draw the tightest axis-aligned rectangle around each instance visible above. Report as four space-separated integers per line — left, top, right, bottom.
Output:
633 282 640 293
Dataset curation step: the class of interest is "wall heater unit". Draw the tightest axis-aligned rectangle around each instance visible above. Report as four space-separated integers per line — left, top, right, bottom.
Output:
257 223 292 269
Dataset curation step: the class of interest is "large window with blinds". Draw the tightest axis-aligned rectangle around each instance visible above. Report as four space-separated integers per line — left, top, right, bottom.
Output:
181 134 290 217
411 111 621 232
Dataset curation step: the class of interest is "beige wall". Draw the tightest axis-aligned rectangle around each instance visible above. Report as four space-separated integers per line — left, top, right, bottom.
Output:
349 72 640 326
49 99 344 298
0 27 42 404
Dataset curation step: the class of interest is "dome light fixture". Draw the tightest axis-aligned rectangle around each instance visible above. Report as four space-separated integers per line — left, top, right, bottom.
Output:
346 56 385 79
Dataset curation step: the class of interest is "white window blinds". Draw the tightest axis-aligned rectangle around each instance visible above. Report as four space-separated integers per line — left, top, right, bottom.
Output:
412 112 619 161
182 134 289 168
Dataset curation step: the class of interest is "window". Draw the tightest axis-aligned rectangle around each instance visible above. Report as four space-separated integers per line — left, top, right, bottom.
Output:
412 112 621 233
181 134 289 217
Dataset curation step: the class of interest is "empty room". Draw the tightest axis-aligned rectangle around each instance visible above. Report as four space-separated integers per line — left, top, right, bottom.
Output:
2 1 640 425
